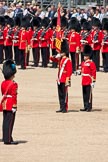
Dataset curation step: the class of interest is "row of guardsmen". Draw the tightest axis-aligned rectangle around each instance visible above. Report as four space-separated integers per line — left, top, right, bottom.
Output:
0 15 108 72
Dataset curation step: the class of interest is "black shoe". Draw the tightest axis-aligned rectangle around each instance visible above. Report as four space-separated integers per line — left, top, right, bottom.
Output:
56 109 63 113
62 110 67 113
86 109 92 112
4 141 18 145
80 108 87 111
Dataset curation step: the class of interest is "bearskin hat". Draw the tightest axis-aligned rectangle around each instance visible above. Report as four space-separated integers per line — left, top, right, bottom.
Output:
82 22 92 31
4 16 14 27
80 18 87 26
102 21 108 31
102 18 108 27
32 17 40 27
21 17 28 28
41 17 50 28
14 17 21 27
4 15 10 24
2 60 17 80
0 16 5 26
7 17 14 27
83 45 92 57
52 17 57 27
92 17 101 27
61 39 69 56
69 18 81 32
61 16 68 28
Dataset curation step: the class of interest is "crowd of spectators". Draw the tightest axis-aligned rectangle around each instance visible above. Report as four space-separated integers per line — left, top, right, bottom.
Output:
0 1 108 23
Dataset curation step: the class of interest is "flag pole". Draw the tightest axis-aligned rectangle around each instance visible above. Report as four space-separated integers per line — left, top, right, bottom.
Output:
55 2 62 53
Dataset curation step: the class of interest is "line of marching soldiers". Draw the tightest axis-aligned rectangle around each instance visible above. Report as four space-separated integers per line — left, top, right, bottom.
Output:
0 15 108 72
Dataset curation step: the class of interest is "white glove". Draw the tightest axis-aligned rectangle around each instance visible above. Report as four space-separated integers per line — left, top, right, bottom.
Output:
55 53 61 58
91 82 95 88
76 70 81 75
12 108 16 113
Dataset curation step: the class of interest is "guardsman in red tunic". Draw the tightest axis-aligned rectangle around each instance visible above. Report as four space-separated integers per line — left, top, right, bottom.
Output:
0 16 5 64
50 40 72 113
91 18 102 71
80 21 92 62
80 45 96 112
31 17 41 67
0 60 18 145
13 17 21 65
101 21 108 72
39 18 50 67
68 19 81 74
3 17 14 60
19 17 30 69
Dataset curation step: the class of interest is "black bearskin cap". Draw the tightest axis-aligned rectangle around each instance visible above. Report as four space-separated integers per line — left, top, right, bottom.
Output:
2 60 17 80
0 16 5 26
82 22 92 31
14 17 21 26
102 21 108 31
7 17 14 27
61 39 69 56
83 45 92 57
61 16 68 28
102 18 108 28
80 18 87 26
69 18 81 32
41 17 50 28
92 17 101 27
52 17 57 27
32 17 40 27
21 17 28 28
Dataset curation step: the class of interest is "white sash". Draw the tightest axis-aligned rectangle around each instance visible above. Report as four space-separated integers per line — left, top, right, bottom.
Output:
58 58 69 85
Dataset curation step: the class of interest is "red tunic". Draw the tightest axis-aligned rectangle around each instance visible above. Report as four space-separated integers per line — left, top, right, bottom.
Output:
1 80 18 111
91 29 102 50
69 31 81 52
0 28 4 45
101 32 108 53
81 60 96 85
13 27 20 46
39 29 49 47
80 31 92 52
4 26 13 46
19 29 30 50
30 29 40 48
50 29 56 49
50 56 72 83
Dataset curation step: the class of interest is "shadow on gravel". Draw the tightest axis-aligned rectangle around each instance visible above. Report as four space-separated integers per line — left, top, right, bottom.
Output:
17 140 28 144
92 109 102 112
68 110 79 112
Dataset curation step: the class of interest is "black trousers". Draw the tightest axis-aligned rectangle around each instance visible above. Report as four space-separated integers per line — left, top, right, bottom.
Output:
32 47 40 66
51 49 57 68
19 49 26 69
41 47 48 67
3 110 16 143
81 52 84 63
58 83 68 111
4 46 13 60
0 44 4 63
92 50 100 71
70 52 79 72
47 47 50 64
14 46 20 65
82 85 92 110
102 52 108 72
